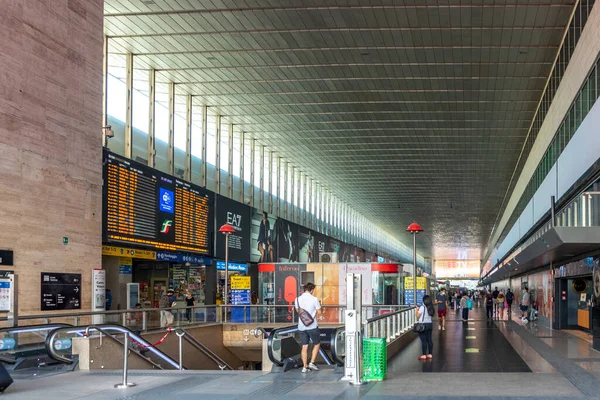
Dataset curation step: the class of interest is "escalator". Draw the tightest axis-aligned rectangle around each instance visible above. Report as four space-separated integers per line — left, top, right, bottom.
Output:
0 324 78 378
174 328 233 370
45 325 180 370
266 325 343 372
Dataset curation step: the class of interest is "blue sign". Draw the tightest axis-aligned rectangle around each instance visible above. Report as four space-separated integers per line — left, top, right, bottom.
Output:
119 266 132 275
159 188 174 213
216 261 247 272
156 252 211 264
231 288 251 323
0 282 10 289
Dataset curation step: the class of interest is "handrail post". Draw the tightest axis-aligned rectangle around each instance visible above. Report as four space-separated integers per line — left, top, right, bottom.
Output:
74 316 79 326
142 311 147 331
114 332 136 389
176 329 186 370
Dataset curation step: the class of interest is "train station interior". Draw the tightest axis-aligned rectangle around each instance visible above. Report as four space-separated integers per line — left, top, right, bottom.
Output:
1 0 600 398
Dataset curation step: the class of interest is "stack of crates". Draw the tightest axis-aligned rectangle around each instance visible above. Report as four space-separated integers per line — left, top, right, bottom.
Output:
362 337 387 381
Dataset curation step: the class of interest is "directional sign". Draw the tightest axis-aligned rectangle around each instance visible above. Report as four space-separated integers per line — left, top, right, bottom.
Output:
41 273 81 311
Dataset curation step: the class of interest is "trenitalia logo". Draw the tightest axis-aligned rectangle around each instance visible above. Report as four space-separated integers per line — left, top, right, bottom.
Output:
160 220 173 234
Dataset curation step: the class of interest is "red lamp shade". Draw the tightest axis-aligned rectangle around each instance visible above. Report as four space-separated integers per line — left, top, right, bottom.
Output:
219 223 236 234
406 222 423 233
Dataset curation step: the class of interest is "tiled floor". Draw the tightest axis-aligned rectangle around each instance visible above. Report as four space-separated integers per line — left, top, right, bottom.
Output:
387 308 530 373
3 306 600 399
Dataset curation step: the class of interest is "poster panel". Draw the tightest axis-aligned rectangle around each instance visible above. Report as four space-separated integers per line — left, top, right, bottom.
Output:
298 226 318 263
215 195 251 262
250 209 277 263
276 219 299 262
338 263 372 306
274 263 306 323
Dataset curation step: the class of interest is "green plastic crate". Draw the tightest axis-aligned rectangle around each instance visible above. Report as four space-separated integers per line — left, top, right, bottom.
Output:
363 337 387 381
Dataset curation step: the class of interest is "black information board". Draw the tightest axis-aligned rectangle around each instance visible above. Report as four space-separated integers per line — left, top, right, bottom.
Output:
102 150 213 255
41 273 81 311
0 250 13 266
215 195 251 262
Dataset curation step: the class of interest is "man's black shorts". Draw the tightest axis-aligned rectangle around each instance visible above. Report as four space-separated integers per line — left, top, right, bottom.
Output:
298 328 320 345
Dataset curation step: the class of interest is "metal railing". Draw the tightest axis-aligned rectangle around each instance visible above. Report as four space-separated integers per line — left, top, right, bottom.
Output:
46 324 180 369
173 327 232 371
0 304 410 330
363 307 417 343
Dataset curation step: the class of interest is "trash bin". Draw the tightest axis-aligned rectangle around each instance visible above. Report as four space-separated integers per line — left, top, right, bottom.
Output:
362 337 387 381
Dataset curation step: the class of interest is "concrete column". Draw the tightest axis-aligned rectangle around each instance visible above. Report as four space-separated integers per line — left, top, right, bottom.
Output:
0 0 103 313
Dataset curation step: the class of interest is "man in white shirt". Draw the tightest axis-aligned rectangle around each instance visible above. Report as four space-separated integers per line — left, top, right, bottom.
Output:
295 282 323 372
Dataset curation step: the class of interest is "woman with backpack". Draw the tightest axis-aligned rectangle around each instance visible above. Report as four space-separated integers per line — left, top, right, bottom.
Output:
485 290 494 320
416 295 435 360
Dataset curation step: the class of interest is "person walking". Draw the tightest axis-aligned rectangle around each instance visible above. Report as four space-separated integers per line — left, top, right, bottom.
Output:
520 287 530 320
159 289 175 327
436 288 448 331
506 288 514 319
485 290 494 320
295 282 323 373
497 290 506 320
492 287 500 319
184 291 195 323
461 294 470 321
416 294 435 360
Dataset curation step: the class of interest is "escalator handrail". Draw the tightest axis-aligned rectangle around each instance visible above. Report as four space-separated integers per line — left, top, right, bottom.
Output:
267 325 299 367
46 324 180 369
329 326 345 366
0 323 73 364
176 328 232 370
266 325 335 367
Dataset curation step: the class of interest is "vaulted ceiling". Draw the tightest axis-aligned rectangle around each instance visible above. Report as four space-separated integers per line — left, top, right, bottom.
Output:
104 0 575 260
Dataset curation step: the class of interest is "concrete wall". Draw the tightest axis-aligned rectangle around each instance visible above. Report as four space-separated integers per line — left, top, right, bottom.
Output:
0 1 104 313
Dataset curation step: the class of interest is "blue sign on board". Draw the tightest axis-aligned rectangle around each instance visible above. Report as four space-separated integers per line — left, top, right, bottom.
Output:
156 252 211 264
159 188 174 213
119 266 132 274
216 261 247 272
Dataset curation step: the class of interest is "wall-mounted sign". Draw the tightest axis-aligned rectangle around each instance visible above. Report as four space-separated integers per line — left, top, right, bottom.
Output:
102 151 213 255
434 260 480 279
215 195 251 262
0 251 13 266
216 261 247 272
102 245 156 260
230 276 251 290
41 273 81 311
156 252 211 264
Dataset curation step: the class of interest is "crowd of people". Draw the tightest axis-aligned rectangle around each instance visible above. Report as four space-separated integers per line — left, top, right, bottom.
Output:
416 286 537 361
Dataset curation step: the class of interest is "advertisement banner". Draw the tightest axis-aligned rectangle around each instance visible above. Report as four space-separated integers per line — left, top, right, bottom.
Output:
250 210 278 263
338 263 372 306
215 195 251 262
276 219 299 262
298 227 317 263
274 263 306 323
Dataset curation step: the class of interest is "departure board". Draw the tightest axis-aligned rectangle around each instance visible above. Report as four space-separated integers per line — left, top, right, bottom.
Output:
102 151 213 255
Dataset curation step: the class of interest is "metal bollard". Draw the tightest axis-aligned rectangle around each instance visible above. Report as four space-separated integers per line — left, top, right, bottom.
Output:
114 332 136 388
176 329 186 370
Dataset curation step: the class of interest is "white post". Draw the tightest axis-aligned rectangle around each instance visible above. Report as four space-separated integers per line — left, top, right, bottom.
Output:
343 273 365 385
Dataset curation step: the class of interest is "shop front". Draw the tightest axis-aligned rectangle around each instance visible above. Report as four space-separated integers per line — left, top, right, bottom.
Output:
554 257 595 333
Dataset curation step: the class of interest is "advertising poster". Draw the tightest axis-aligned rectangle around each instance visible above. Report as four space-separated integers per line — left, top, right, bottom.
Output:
250 209 277 263
274 263 306 323
338 263 372 307
298 226 317 263
339 243 358 262
315 233 328 262
215 195 251 262
276 219 299 262
321 263 340 322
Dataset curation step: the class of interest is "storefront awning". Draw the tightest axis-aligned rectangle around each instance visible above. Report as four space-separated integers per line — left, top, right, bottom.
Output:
481 226 600 284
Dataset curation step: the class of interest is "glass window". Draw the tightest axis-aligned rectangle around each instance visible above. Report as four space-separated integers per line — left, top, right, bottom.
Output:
220 122 229 172
106 54 127 156
132 67 149 165
254 144 261 189
299 174 305 210
271 156 278 196
232 128 241 178
263 149 270 194
154 82 170 173
173 94 187 179
243 137 251 183
191 100 204 186
286 166 292 204
206 113 217 166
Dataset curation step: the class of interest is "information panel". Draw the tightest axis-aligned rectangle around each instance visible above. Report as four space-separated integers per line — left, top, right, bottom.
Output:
41 273 81 311
103 151 213 255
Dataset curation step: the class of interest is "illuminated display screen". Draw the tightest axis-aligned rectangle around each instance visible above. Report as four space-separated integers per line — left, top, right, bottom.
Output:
103 151 213 254
434 260 480 279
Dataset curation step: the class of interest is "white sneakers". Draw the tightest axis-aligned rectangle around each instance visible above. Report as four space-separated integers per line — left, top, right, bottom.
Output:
302 363 319 372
